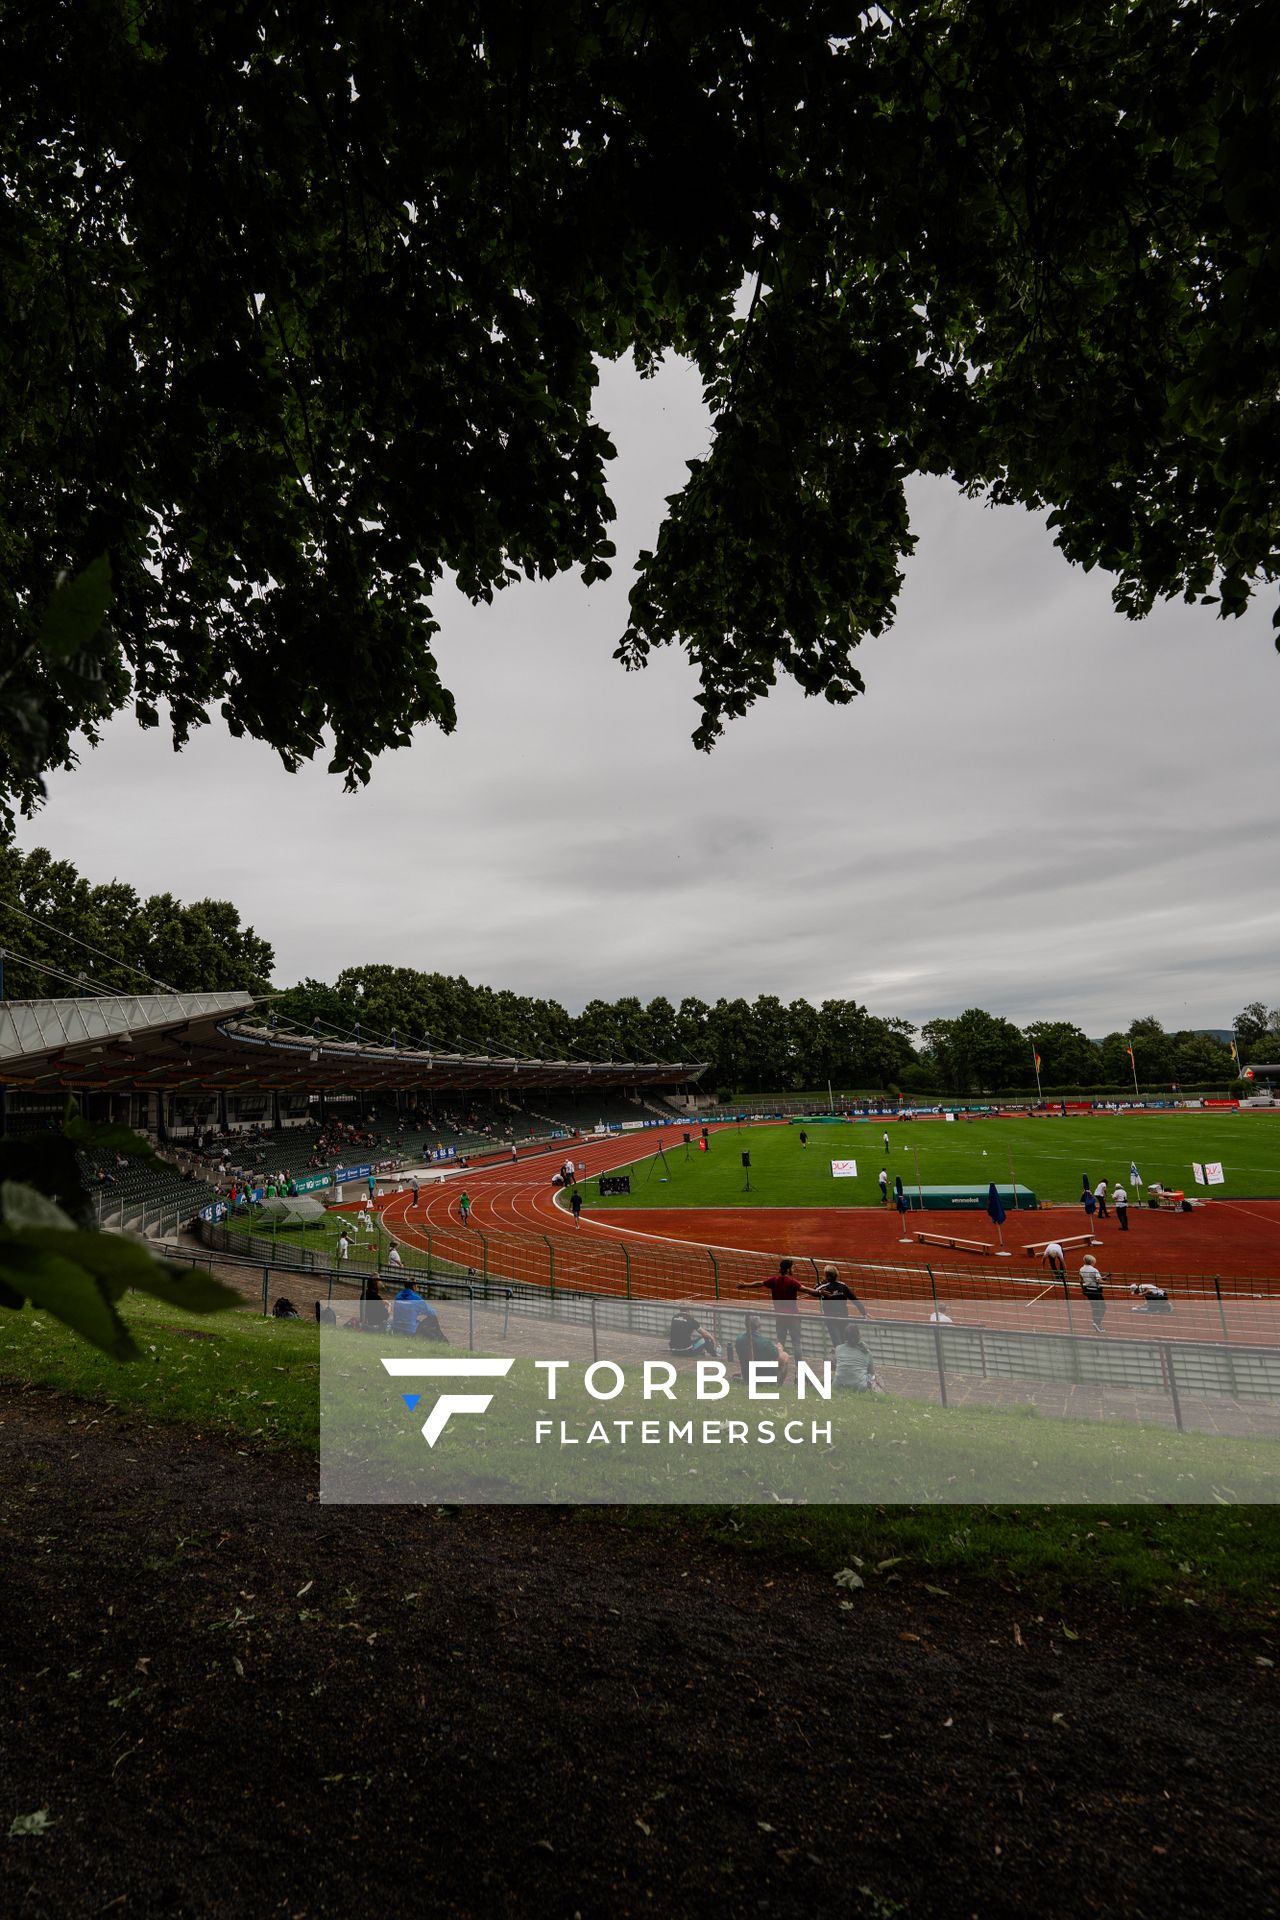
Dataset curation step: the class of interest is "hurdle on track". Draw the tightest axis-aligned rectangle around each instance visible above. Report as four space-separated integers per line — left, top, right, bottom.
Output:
1022 1233 1098 1257
915 1231 994 1257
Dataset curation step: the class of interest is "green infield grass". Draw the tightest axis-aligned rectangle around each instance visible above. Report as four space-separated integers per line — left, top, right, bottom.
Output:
221 1207 396 1259
217 1207 483 1286
586 1112 1280 1210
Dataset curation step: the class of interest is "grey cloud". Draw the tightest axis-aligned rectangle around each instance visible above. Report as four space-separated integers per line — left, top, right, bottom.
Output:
19 353 1279 1038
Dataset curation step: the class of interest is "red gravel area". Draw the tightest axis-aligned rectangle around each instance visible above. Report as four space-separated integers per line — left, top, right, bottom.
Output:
593 1198 1280 1285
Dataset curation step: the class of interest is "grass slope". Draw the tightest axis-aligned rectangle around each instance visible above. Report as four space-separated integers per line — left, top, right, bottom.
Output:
0 1293 319 1451
1 1293 1277 1616
590 1113 1280 1209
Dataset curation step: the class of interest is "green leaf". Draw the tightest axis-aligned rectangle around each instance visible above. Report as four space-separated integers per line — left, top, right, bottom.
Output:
37 555 112 662
8 1810 54 1838
0 1238 139 1360
0 1180 78 1232
11 1229 237 1314
116 1264 242 1316
0 1136 95 1227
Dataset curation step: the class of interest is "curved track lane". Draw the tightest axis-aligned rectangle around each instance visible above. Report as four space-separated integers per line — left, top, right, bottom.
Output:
363 1126 1280 1341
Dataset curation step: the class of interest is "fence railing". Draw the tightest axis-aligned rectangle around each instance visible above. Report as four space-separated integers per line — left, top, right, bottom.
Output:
159 1237 1280 1435
192 1210 1280 1343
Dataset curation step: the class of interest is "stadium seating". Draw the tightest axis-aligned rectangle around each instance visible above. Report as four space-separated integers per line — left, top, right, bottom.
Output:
524 1091 661 1132
77 1151 219 1235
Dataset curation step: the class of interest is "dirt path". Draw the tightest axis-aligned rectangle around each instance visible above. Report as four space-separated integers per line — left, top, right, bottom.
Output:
2 1387 1277 1918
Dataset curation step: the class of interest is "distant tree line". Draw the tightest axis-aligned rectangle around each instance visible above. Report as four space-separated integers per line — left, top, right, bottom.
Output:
271 982 1274 1099
269 970 923 1093
1 848 1273 1094
915 1008 1273 1100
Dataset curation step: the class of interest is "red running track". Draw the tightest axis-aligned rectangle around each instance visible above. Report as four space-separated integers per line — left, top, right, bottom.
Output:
584 1198 1280 1285
369 1126 1280 1328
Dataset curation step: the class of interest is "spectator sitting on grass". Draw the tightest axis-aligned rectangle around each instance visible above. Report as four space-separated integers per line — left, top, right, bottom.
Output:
359 1278 389 1331
391 1282 428 1336
833 1327 877 1392
413 1297 448 1342
734 1313 791 1386
667 1307 719 1359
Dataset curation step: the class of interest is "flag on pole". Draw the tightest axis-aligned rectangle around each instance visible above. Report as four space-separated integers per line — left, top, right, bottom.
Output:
1126 1044 1135 1061
1034 1052 1041 1072
1230 1040 1239 1061
1129 1161 1142 1187
986 1182 1006 1226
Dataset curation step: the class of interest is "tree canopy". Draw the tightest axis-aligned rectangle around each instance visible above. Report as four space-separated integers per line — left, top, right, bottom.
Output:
1 843 1253 1090
1234 1001 1279 1048
2 2 1277 825
0 845 274 997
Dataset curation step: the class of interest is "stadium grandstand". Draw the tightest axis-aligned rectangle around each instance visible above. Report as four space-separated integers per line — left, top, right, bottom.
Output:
0 990 707 1231
521 1088 684 1132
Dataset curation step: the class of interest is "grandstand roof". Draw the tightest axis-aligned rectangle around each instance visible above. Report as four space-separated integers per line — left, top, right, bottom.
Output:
0 995 706 1094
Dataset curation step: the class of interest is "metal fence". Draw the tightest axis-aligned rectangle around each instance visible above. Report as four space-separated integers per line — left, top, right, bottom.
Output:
193 1209 1280 1347
160 1236 1280 1440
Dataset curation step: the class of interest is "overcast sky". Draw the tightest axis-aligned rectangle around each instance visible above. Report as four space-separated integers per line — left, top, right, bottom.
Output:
19 353 1279 1036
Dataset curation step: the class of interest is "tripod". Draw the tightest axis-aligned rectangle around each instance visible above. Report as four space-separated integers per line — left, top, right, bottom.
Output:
645 1143 672 1185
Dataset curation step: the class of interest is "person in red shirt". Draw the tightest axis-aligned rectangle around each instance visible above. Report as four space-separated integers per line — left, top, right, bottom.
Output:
738 1258 806 1365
